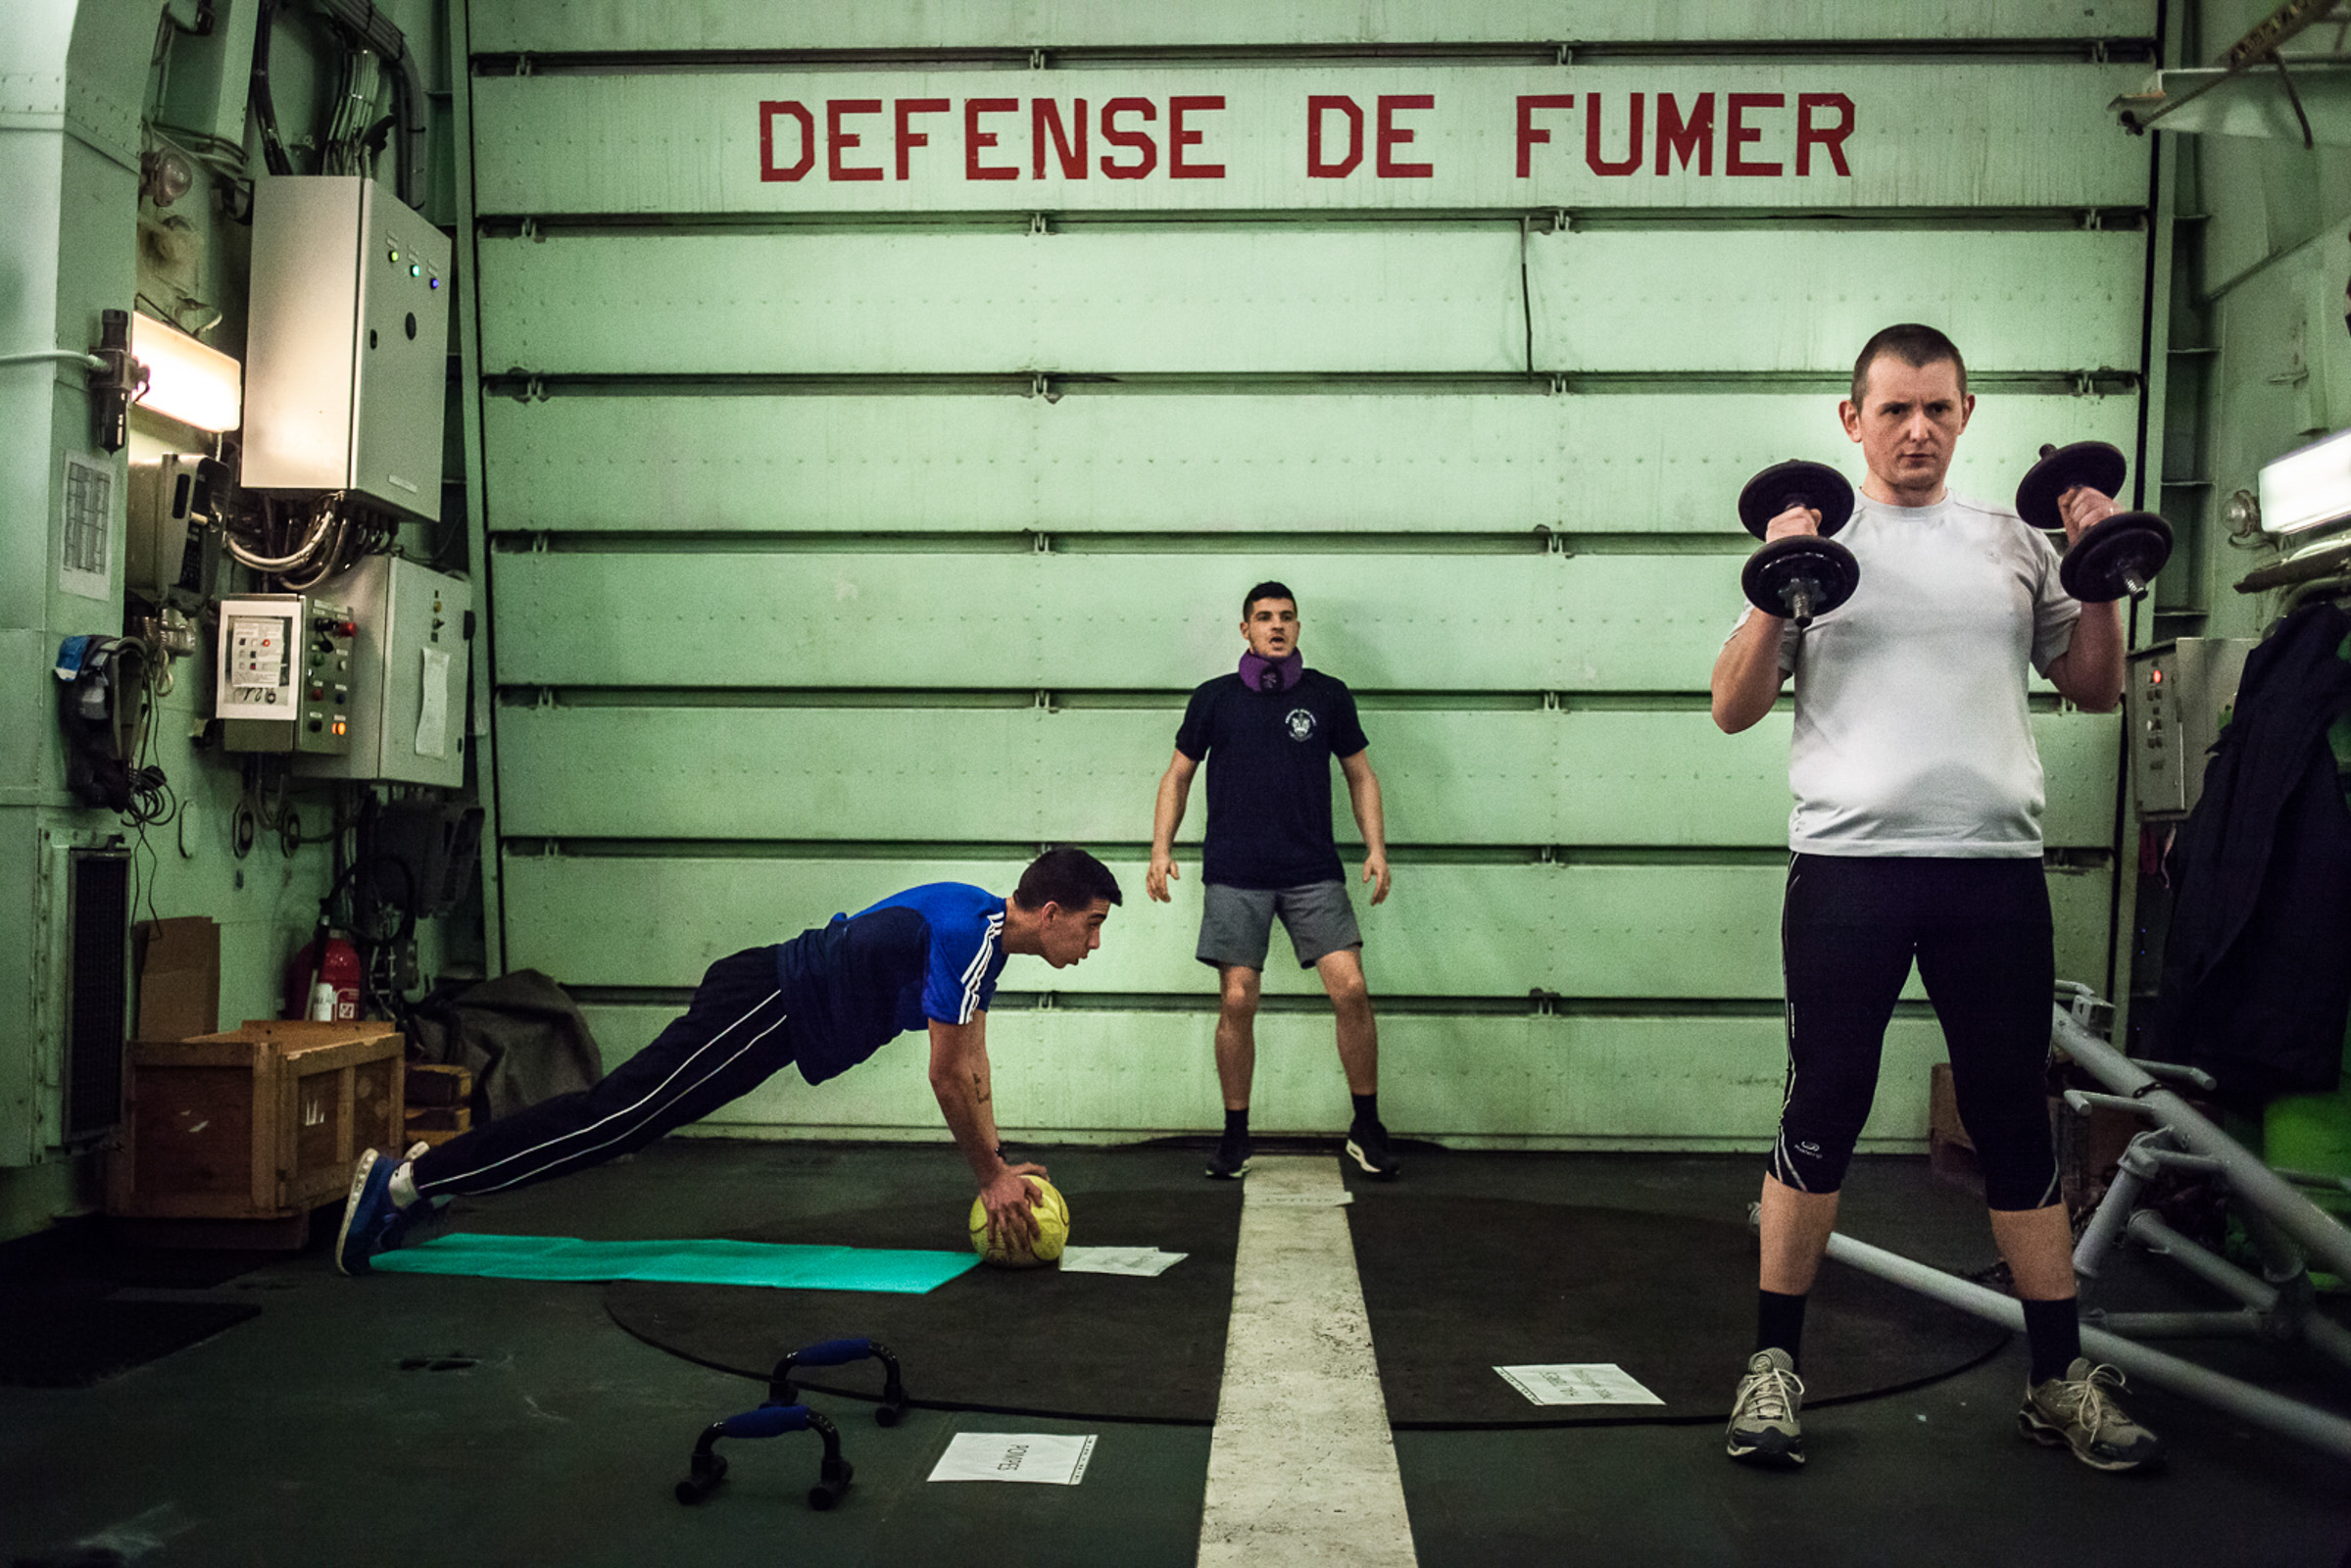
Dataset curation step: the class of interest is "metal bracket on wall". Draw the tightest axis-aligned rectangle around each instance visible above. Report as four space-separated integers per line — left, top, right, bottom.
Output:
2074 372 2098 398
519 217 542 243
1547 374 1570 397
1029 48 1048 70
1543 691 1562 712
1555 43 1576 66
534 686 556 710
1529 987 1563 1017
1032 689 1057 713
1031 530 1053 554
1028 212 1052 236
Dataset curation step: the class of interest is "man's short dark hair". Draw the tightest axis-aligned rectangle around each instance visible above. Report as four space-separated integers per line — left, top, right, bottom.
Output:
1242 580 1296 619
1013 846 1123 911
1851 323 1967 405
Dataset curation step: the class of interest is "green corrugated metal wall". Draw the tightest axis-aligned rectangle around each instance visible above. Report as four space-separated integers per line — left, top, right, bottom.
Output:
453 2 2157 1149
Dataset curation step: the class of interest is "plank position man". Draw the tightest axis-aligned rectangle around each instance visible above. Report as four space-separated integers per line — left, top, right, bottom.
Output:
336 847 1122 1274
1148 580 1397 1180
1710 324 2162 1472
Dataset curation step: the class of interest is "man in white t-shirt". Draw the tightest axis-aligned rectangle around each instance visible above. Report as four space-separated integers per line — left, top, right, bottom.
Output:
1709 323 2162 1474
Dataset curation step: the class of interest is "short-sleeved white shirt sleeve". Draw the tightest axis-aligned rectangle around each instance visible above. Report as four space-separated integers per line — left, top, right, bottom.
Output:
1731 492 2081 858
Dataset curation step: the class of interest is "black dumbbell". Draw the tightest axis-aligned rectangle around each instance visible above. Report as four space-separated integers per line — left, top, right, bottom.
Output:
2013 441 2174 603
1737 460 1860 627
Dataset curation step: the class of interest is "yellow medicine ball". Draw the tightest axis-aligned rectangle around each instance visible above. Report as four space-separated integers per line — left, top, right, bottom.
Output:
967 1174 1069 1267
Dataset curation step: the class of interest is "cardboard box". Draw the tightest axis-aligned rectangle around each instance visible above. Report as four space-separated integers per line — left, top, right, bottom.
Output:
108 1020 404 1235
134 916 220 1044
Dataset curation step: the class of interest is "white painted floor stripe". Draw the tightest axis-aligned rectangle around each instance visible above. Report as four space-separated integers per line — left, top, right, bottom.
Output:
1198 1155 1418 1568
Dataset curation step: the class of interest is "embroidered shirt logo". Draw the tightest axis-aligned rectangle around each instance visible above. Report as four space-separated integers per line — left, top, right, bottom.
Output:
1284 709 1317 742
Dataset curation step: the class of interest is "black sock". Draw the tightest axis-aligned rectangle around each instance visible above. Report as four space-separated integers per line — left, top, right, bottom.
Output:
1223 1107 1249 1141
1755 1289 1808 1367
1350 1093 1379 1129
2022 1297 2082 1385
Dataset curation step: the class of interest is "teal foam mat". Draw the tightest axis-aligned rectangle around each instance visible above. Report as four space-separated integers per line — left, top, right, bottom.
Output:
372 1233 979 1293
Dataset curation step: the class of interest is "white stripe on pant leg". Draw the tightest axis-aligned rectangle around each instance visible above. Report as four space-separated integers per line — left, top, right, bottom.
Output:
467 1012 790 1194
1199 1154 1417 1568
420 991 784 1192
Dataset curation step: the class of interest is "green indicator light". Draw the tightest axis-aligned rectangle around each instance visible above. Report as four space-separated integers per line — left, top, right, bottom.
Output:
389 248 400 264
410 264 421 277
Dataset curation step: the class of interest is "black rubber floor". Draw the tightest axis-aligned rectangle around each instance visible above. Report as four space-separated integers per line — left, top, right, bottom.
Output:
606 1186 1244 1422
610 1184 2005 1427
1351 1197 2008 1427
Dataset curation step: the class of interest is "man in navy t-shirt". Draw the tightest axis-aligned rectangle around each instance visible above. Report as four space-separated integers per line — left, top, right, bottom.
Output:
1148 581 1397 1179
336 847 1122 1274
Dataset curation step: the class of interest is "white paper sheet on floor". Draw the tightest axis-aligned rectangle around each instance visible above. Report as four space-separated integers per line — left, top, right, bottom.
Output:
1494 1363 1665 1406
927 1432 1098 1485
1057 1246 1187 1277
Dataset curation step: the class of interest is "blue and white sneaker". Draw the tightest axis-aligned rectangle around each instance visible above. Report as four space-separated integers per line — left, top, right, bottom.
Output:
336 1148 411 1276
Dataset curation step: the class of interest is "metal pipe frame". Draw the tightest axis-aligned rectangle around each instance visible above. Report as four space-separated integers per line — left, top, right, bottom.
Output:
2051 998 2351 1284
1822 1229 2351 1462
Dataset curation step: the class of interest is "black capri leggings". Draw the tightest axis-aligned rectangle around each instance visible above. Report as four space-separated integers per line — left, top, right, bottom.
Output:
1770 854 2060 1212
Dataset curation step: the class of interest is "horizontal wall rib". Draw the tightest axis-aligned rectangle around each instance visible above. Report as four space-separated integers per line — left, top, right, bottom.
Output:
476 388 2145 536
492 704 2119 849
475 227 2149 376
571 1006 1961 1148
487 550 2109 693
478 210 2152 238
505 854 2114 1002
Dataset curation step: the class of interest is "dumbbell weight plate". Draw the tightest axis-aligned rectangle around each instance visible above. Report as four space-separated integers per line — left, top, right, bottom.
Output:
2014 441 2129 531
1742 534 1861 625
2057 510 2173 603
1738 460 1856 541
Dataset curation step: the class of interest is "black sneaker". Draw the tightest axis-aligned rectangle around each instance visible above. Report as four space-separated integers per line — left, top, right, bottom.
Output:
1345 1120 1400 1179
1204 1132 1251 1180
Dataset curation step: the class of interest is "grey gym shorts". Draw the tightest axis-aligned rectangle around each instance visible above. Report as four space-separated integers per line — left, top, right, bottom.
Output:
1197 880 1362 971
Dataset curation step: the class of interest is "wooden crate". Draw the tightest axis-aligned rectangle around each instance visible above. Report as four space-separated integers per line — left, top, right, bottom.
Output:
108 1020 405 1232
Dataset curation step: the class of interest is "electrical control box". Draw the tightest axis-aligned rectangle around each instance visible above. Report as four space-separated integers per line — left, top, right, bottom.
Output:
216 593 356 754
241 175 450 520
2127 637 2258 821
292 556 472 788
125 454 224 605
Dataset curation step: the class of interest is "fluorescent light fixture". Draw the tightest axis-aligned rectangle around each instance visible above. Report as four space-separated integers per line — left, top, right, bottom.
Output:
2256 426 2351 539
131 313 241 432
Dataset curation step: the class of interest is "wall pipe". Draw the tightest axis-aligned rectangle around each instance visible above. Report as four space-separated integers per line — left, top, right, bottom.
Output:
1821 1229 2351 1463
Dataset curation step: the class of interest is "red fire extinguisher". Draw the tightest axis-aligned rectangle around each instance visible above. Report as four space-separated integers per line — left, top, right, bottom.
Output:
286 931 362 1021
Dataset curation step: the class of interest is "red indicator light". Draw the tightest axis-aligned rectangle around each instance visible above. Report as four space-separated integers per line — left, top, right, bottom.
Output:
2150 668 2163 684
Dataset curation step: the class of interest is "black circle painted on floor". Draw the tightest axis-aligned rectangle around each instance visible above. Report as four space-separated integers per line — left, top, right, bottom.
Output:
1351 1197 2009 1427
608 1189 2005 1427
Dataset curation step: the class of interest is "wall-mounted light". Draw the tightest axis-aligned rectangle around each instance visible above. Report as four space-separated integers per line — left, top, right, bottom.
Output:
131 313 241 432
2256 427 2351 544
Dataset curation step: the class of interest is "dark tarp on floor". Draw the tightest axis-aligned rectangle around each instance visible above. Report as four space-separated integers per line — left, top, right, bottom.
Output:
406 968 605 1120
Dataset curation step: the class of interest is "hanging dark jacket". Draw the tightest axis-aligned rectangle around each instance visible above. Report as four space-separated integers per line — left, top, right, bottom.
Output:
2151 601 2351 1101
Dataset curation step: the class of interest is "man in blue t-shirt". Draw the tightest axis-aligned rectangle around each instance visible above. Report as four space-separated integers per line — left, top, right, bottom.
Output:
335 847 1122 1274
1148 581 1396 1180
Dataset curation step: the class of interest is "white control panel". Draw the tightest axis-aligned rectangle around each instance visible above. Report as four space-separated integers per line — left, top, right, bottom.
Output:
217 597 302 718
215 593 355 754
